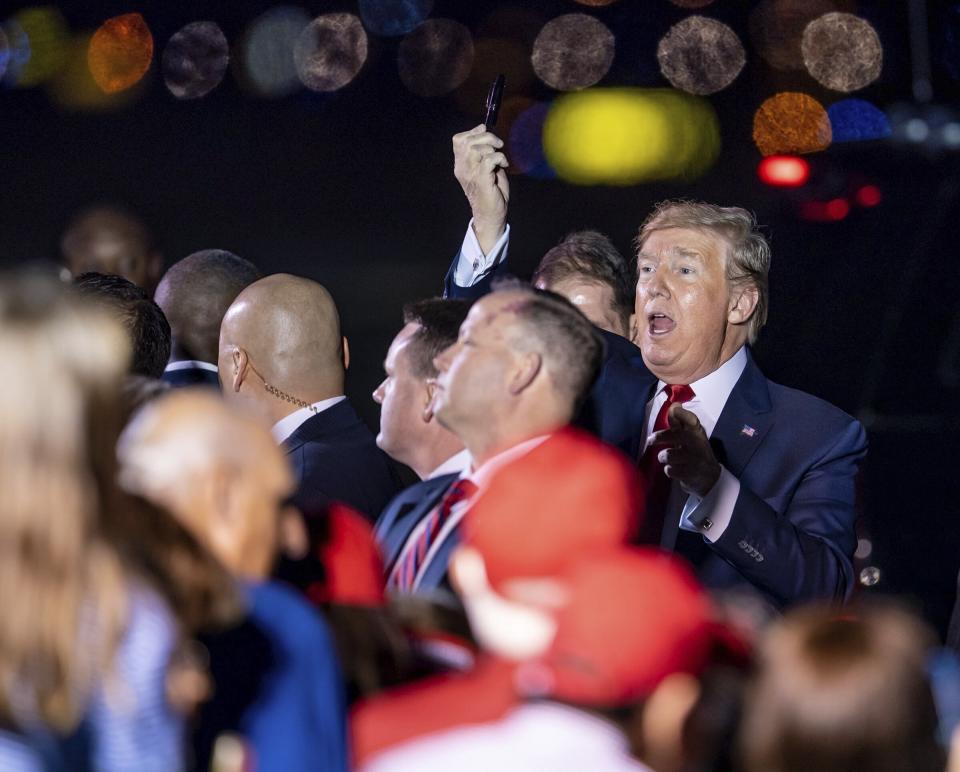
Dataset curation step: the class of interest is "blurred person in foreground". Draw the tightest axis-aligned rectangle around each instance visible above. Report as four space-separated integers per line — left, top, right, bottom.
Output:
375 283 604 600
219 273 399 520
441 124 653 457
353 428 638 765
0 273 221 771
738 604 945 772
365 549 730 772
117 389 348 772
154 249 261 387
74 271 171 379
61 204 163 293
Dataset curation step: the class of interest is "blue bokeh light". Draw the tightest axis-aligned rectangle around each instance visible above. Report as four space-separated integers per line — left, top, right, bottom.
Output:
827 98 892 143
359 0 433 37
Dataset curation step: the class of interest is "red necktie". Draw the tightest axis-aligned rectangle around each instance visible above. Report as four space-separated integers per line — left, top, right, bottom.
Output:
636 384 695 545
393 478 479 592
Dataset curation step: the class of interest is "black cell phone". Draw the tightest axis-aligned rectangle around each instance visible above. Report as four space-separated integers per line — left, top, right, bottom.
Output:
484 74 505 130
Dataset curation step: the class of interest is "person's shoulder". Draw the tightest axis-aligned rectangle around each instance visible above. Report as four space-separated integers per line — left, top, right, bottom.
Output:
765 377 862 432
247 581 331 642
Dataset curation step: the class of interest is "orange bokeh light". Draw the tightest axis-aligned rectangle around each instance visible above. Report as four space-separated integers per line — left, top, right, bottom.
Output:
88 13 154 94
753 92 831 156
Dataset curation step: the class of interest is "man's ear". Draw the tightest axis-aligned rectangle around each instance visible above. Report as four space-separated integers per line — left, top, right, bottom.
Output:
422 380 437 423
342 336 350 370
728 284 759 327
231 347 250 393
508 352 542 396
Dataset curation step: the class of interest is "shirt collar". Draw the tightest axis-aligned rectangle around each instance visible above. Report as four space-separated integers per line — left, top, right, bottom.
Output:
271 396 347 444
655 346 747 427
426 448 473 480
164 359 218 373
465 435 550 489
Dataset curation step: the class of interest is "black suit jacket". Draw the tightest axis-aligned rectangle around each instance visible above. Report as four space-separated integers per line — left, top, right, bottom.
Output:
282 399 401 522
161 362 220 388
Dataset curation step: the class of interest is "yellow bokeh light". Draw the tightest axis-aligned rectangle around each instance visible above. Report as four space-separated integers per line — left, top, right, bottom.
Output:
11 6 70 87
48 32 144 111
753 91 831 155
88 13 153 94
543 88 720 185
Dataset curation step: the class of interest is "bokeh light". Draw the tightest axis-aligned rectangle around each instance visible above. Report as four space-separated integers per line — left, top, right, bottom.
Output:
9 6 69 87
162 21 229 100
943 4 960 82
88 13 153 94
749 0 854 71
802 13 882 92
543 88 720 185
855 185 882 207
398 19 473 97
753 92 831 156
508 100 554 178
294 13 368 92
657 16 745 95
454 36 535 119
757 155 809 187
574 0 619 6
0 27 9 81
359 0 433 37
670 0 716 7
2 20 32 86
48 32 144 111
827 98 891 142
531 14 615 91
238 6 310 98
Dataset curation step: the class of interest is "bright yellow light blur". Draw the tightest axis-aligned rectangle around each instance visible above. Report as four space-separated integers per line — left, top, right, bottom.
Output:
542 88 720 185
48 32 144 111
11 6 69 87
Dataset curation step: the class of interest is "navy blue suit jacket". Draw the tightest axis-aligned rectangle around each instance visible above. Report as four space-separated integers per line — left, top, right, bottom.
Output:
161 362 220 388
374 473 460 595
443 255 653 458
282 399 401 522
665 352 866 609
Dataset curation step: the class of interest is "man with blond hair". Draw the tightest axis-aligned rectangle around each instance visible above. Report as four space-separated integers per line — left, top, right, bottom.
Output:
630 200 866 610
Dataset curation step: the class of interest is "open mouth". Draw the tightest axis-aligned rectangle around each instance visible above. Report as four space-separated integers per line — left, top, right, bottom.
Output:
647 313 676 336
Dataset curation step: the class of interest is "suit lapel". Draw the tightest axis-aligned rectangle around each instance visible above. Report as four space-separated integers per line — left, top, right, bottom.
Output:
381 477 456 570
708 353 773 479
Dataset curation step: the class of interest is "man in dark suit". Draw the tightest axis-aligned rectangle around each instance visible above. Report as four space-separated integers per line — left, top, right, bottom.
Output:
155 249 261 388
632 200 866 610
218 273 400 521
376 285 604 598
443 124 654 458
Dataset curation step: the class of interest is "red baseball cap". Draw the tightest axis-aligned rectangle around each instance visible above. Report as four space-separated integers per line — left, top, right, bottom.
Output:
517 548 718 707
462 428 642 590
308 503 386 608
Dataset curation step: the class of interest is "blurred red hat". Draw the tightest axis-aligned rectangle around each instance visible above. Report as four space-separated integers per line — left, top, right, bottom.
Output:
308 503 386 608
462 428 641 590
517 548 718 707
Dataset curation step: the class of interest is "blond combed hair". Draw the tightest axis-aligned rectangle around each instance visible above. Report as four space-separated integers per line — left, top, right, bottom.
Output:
636 200 771 344
0 273 130 732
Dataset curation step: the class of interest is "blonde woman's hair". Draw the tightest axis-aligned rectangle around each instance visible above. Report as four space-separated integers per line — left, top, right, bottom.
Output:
0 273 130 732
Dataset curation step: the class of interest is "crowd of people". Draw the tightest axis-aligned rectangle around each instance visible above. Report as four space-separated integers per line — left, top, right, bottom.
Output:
0 125 956 771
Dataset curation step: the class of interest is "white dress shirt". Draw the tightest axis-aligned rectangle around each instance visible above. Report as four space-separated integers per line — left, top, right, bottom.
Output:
270 396 347 445
363 702 653 772
426 448 473 480
391 435 548 591
642 346 748 542
452 219 511 287
162 359 218 374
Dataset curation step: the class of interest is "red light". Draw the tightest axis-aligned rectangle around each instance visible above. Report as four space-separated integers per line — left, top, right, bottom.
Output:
825 198 850 220
855 185 882 207
758 155 810 187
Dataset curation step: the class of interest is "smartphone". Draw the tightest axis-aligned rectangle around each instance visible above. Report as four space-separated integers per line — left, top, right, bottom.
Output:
484 74 505 130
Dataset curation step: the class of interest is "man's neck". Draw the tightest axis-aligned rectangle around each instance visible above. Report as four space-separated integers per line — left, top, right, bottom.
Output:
465 421 560 469
412 435 467 479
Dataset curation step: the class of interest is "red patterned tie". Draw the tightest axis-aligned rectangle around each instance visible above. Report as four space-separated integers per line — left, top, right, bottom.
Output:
393 478 479 592
636 384 695 545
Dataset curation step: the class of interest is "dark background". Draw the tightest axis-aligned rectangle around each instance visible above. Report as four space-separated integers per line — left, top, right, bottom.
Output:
2 0 959 634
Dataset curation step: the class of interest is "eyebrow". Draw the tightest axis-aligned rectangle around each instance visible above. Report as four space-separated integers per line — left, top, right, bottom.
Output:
638 246 704 262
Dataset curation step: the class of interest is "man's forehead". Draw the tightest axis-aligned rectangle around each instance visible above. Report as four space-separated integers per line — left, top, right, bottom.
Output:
469 293 526 334
387 322 420 364
638 226 726 259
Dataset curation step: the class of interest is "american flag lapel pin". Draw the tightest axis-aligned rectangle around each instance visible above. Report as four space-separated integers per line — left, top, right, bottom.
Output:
741 424 757 438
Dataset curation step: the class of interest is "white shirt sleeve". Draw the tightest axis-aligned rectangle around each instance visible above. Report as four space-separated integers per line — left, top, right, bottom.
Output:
679 465 741 543
452 219 511 287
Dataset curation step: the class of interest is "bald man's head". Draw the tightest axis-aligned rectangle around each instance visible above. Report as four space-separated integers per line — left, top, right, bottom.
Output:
61 205 162 293
155 250 261 365
218 274 348 419
117 390 294 579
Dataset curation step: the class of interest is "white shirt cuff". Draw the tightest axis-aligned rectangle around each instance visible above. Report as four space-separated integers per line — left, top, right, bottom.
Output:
679 465 740 543
452 219 510 287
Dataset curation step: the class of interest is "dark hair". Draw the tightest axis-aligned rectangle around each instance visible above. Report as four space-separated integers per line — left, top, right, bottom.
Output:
401 297 473 379
532 230 634 330
74 272 171 378
493 280 604 410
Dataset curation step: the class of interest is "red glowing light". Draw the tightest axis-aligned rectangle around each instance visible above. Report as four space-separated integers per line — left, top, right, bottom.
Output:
758 155 810 187
826 198 850 220
855 185 882 207
799 198 851 222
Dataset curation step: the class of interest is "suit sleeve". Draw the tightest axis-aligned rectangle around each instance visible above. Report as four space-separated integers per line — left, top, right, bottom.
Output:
442 222 511 299
709 418 867 606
